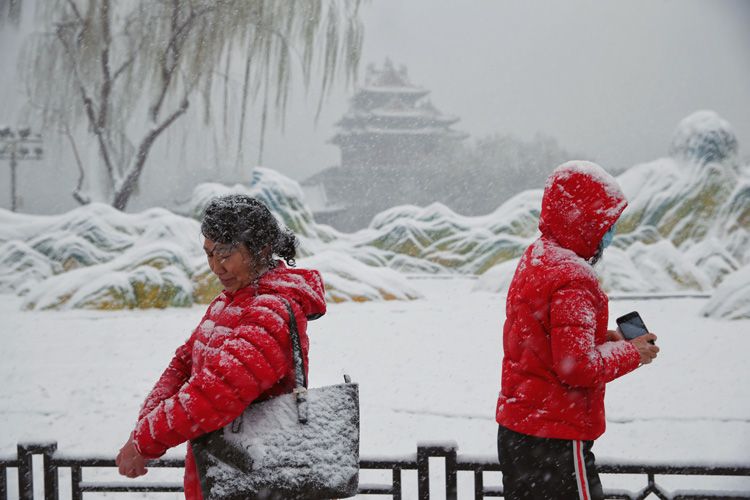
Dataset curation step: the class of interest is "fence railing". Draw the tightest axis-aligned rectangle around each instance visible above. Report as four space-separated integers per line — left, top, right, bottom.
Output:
2 441 749 500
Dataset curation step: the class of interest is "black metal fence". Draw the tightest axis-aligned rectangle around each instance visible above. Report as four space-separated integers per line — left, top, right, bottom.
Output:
2 441 750 500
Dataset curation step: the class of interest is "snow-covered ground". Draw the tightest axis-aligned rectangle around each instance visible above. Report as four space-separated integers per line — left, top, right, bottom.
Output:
2 277 749 498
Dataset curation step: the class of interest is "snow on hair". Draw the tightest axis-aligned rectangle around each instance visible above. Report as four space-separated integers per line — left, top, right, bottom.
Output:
200 194 297 266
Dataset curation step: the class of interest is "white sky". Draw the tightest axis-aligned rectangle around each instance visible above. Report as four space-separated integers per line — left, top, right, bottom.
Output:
259 0 750 179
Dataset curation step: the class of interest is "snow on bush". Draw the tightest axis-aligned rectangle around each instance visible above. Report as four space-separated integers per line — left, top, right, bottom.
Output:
702 265 750 320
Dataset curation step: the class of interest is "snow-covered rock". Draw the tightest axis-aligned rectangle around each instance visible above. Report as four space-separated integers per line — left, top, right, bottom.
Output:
473 258 520 294
0 204 207 310
300 251 422 303
1 111 748 314
0 172 427 308
0 240 58 294
182 167 339 253
702 265 750 320
20 243 197 310
600 239 711 293
359 195 539 274
668 110 739 166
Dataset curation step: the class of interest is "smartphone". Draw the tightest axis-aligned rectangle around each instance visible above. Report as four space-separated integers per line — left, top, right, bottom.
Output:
616 311 655 344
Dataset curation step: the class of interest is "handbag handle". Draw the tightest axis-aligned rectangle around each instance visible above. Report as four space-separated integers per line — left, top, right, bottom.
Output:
284 300 309 423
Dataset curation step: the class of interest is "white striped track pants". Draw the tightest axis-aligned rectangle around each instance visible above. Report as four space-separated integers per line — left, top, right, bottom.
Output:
497 425 604 500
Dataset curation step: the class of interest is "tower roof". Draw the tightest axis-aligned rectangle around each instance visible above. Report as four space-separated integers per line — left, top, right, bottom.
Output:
331 59 465 145
359 58 428 95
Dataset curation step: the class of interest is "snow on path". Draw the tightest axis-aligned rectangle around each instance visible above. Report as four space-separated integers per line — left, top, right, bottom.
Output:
1 277 749 496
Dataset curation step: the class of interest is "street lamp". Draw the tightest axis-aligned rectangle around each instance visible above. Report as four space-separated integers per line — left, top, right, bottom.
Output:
0 126 44 212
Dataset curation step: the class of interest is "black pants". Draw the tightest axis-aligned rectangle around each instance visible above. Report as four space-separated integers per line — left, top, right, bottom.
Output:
497 425 604 500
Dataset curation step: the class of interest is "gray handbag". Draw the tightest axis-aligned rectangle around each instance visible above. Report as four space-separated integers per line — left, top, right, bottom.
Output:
191 302 360 500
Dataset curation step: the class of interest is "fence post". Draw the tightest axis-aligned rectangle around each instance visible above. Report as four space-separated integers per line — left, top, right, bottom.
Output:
71 466 82 500
445 444 457 500
41 443 58 500
16 444 33 500
417 446 430 500
474 469 484 500
1 465 7 500
392 466 402 500
17 442 58 500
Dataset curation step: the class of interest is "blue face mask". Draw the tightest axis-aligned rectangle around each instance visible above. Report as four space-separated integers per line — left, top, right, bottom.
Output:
601 222 617 249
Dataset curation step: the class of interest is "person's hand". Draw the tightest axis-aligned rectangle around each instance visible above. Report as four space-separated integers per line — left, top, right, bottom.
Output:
630 333 659 365
606 329 625 341
116 434 148 478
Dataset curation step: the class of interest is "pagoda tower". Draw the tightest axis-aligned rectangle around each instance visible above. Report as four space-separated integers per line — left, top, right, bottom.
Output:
303 59 466 231
330 59 466 169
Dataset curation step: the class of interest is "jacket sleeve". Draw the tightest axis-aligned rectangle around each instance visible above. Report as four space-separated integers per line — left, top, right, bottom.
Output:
136 338 194 422
549 284 640 388
132 297 294 459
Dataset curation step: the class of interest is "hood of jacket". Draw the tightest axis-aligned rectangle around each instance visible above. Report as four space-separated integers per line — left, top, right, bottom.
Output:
538 161 628 260
224 262 327 320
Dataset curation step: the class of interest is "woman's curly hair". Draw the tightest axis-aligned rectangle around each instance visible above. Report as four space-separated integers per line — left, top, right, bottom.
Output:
200 194 296 267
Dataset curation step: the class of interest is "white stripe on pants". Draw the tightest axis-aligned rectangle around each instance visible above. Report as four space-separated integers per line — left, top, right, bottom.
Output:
573 440 591 500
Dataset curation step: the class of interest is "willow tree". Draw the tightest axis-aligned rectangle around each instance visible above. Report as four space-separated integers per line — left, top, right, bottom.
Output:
19 0 363 210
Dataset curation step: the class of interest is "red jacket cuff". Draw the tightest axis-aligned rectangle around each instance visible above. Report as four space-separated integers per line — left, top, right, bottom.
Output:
133 419 167 460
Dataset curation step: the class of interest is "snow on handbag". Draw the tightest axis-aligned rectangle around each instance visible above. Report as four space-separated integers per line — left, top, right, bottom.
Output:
191 301 360 500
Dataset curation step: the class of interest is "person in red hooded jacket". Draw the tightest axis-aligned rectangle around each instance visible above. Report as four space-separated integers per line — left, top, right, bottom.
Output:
115 194 327 499
496 161 660 500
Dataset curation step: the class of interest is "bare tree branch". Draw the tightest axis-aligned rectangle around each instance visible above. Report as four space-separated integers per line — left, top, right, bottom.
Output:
149 2 213 122
62 123 90 205
55 24 118 186
64 0 84 24
113 95 189 209
97 0 112 131
26 0 364 211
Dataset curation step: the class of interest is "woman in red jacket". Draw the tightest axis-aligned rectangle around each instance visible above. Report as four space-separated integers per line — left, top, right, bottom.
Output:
496 161 660 500
115 194 326 499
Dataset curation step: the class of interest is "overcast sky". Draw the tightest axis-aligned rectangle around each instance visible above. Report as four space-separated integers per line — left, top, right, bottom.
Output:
1 0 749 212
259 0 750 179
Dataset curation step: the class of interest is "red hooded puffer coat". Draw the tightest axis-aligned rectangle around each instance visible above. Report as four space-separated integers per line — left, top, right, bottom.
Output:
496 161 641 441
132 264 326 499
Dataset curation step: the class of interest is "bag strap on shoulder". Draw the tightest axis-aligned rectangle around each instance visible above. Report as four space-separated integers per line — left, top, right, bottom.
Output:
283 300 308 390
284 300 309 423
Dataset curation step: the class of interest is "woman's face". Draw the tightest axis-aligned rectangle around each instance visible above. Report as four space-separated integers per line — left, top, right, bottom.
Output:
203 238 265 292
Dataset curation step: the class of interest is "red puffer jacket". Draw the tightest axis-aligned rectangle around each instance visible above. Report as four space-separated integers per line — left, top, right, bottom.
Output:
132 264 326 500
496 161 641 441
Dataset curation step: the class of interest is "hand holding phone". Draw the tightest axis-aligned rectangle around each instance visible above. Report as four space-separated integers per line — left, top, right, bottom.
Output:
616 311 659 365
616 311 655 344
630 334 659 364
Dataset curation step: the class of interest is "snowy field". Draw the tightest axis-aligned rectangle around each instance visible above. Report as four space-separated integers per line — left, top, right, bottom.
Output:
2 277 749 498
